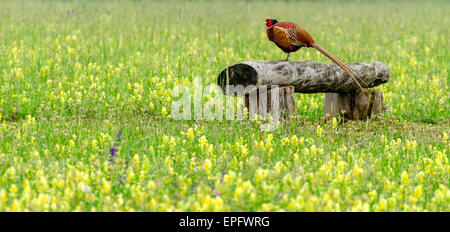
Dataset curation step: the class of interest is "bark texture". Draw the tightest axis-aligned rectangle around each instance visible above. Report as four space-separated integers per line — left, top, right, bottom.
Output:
218 61 389 94
323 89 387 120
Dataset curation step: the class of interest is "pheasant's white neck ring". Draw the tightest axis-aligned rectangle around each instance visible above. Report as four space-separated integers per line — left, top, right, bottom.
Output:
267 23 279 30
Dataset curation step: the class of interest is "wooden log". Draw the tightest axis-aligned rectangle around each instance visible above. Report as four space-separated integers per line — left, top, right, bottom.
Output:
244 86 295 121
218 61 389 94
218 61 390 121
323 89 387 120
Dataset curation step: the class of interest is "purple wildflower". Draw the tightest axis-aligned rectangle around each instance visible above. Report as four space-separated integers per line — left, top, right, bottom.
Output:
116 127 123 142
109 147 117 158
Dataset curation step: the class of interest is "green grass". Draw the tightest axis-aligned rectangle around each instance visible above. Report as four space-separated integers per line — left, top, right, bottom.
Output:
0 0 448 211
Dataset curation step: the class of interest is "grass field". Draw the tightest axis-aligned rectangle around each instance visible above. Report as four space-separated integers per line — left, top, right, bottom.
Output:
0 0 448 211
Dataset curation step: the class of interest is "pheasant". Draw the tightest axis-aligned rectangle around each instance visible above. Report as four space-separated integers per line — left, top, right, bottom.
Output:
265 18 366 90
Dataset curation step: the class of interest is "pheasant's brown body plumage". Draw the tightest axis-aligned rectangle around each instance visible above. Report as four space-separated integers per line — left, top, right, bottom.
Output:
265 19 366 90
267 22 314 52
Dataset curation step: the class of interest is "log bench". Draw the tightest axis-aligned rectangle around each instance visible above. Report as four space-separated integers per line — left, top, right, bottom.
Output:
217 61 390 121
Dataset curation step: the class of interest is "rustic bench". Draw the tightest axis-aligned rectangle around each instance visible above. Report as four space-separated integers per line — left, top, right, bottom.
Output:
217 61 390 121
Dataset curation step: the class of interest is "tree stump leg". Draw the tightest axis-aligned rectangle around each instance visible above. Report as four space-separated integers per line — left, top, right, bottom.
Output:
323 89 385 120
245 86 295 121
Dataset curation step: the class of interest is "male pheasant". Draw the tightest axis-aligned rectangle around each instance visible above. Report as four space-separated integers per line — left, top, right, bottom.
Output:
265 18 365 90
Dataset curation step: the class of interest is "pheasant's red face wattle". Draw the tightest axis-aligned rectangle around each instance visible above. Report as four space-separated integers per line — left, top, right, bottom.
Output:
265 19 273 28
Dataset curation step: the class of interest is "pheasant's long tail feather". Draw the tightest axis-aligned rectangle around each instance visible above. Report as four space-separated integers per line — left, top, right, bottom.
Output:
311 43 367 90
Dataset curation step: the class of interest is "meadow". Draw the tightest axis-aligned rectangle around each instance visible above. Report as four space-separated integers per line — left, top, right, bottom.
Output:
0 0 448 211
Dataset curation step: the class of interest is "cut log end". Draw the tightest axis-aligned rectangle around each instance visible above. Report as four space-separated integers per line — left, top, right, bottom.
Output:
218 63 258 92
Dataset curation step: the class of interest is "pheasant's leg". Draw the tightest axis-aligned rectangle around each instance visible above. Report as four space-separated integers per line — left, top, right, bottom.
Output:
278 53 289 62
